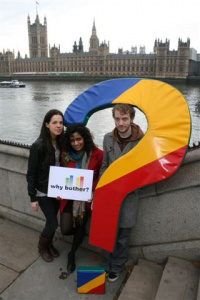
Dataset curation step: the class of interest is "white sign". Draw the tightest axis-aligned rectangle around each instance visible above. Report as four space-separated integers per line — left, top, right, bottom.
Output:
47 166 94 201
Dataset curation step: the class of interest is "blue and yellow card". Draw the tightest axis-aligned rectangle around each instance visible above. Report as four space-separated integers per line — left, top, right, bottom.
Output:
77 266 105 294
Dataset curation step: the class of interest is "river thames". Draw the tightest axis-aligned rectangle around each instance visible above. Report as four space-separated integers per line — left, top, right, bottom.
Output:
0 80 199 148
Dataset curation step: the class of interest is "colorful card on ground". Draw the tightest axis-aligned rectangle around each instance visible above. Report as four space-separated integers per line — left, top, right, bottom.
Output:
77 266 105 294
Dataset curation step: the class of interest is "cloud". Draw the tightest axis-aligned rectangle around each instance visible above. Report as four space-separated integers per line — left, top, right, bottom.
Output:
0 0 199 56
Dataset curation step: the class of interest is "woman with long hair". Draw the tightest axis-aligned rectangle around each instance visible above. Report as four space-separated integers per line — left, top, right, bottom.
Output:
27 109 64 262
59 123 103 274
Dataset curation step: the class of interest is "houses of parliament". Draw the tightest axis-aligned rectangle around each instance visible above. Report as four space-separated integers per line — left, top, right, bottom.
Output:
0 13 199 78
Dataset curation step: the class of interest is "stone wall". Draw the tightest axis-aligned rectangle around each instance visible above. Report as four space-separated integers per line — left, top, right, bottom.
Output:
0 143 199 263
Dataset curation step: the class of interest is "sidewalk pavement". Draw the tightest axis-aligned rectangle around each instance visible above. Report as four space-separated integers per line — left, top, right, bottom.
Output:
0 217 127 300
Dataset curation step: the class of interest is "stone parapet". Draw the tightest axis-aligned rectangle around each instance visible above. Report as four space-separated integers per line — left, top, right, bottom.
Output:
0 144 199 263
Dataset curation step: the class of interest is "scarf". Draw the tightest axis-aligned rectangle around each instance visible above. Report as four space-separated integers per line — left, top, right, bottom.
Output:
112 123 144 152
62 151 91 224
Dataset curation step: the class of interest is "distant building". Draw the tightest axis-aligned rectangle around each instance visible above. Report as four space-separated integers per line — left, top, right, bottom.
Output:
131 46 137 54
73 38 84 53
89 20 99 53
139 46 145 54
0 14 199 78
27 14 48 58
189 48 200 76
153 38 191 78
0 50 15 75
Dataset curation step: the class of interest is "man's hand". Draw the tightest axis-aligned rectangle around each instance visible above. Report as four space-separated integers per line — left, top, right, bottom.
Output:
31 201 39 212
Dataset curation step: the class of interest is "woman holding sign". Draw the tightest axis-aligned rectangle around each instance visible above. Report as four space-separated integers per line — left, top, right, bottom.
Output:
59 124 103 274
27 109 64 262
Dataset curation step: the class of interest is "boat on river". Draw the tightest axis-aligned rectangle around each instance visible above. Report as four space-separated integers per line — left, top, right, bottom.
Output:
0 80 26 88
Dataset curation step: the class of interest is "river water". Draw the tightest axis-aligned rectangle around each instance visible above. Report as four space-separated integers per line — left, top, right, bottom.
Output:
0 80 199 148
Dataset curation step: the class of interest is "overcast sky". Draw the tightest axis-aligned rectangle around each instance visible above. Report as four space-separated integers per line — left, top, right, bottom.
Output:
0 0 200 57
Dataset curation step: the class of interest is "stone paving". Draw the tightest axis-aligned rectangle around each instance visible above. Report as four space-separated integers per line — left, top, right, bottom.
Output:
0 217 127 300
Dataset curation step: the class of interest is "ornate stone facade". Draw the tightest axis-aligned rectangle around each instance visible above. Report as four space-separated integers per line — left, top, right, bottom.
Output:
28 14 48 58
0 14 196 79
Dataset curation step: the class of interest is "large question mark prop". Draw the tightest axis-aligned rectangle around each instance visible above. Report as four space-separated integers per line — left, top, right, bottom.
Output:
64 78 191 252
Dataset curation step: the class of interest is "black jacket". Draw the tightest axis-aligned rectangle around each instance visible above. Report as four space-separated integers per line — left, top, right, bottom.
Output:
26 139 56 202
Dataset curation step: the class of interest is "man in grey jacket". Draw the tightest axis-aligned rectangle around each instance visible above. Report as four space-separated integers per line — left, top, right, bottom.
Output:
99 103 144 282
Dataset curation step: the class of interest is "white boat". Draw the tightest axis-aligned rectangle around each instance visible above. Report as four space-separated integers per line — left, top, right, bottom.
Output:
0 80 26 88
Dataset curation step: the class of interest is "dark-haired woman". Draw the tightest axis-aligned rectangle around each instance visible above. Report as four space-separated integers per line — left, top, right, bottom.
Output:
27 109 64 262
59 123 103 274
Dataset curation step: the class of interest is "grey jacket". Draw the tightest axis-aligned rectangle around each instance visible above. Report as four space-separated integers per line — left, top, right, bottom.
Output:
99 131 141 228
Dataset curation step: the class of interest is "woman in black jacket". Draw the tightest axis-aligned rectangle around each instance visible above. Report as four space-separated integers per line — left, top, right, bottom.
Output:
27 109 64 262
